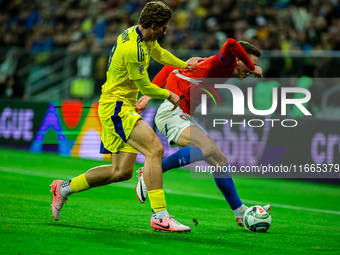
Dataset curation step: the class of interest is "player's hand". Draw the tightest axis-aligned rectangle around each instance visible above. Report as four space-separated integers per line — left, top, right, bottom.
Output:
185 57 205 69
167 90 180 111
135 95 152 114
250 66 263 79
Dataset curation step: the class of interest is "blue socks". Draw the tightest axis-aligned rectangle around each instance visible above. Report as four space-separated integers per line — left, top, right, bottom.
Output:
161 146 204 173
161 146 242 210
213 166 242 210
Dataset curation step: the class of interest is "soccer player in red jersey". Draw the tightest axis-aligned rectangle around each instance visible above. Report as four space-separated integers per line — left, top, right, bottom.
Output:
135 39 271 227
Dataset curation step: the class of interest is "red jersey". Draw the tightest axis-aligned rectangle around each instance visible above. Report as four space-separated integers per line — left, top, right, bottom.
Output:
152 39 255 116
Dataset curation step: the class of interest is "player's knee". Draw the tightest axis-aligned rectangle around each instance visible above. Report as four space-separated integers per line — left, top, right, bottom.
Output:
200 143 215 158
211 149 227 166
146 139 164 158
113 167 133 181
118 169 133 181
153 143 164 158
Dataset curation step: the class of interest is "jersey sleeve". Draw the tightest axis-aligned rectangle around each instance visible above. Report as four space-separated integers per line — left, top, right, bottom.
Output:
220 39 255 71
125 46 149 81
151 41 187 69
152 65 178 87
134 76 170 99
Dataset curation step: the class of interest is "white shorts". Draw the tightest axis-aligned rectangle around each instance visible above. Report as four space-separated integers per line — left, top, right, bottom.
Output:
155 100 207 148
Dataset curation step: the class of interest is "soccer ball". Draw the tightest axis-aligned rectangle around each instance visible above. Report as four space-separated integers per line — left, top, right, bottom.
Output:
243 205 271 232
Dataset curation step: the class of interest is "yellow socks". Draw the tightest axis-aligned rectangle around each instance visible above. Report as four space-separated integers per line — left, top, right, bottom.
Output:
148 189 166 212
69 174 90 193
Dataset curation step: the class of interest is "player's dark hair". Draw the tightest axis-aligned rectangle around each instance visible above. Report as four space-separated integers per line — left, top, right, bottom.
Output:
138 1 172 29
239 41 261 57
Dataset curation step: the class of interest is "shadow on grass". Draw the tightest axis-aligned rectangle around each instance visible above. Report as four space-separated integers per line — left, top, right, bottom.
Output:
45 222 113 232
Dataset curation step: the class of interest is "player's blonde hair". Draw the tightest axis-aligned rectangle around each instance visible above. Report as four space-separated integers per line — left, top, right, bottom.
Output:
138 1 171 29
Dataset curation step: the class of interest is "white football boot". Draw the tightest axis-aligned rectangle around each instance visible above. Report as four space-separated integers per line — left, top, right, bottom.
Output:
135 167 148 203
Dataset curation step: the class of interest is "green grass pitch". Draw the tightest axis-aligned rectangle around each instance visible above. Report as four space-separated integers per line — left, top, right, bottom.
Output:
0 148 339 254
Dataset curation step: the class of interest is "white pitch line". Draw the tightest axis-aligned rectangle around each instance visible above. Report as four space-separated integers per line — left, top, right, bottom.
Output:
1 166 340 216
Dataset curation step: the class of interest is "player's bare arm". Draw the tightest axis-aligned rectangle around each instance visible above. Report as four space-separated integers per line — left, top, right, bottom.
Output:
185 57 205 69
250 66 263 79
167 90 180 111
134 73 176 113
135 95 152 114
134 88 179 113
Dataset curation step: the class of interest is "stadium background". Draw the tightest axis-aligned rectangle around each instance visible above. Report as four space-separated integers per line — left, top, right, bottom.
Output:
0 0 340 254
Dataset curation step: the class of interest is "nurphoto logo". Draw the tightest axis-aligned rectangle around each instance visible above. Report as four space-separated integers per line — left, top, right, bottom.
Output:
200 84 312 128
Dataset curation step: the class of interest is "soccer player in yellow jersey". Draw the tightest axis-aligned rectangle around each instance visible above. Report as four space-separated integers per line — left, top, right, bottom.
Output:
50 1 202 232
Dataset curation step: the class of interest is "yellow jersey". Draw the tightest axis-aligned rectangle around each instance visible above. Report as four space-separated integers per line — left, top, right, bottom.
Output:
99 25 186 105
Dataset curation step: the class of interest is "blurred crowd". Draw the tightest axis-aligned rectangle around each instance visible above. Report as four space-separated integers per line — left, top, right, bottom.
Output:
1 0 340 113
1 0 340 52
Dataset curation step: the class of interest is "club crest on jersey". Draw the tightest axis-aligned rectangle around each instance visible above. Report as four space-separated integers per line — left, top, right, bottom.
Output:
180 115 188 121
139 64 144 74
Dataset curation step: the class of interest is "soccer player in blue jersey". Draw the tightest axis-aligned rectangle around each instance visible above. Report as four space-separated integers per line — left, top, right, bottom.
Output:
50 1 202 233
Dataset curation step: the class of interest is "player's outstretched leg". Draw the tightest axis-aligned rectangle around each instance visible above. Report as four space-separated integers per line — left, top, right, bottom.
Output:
50 172 91 221
50 180 67 221
130 119 191 233
212 168 249 227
